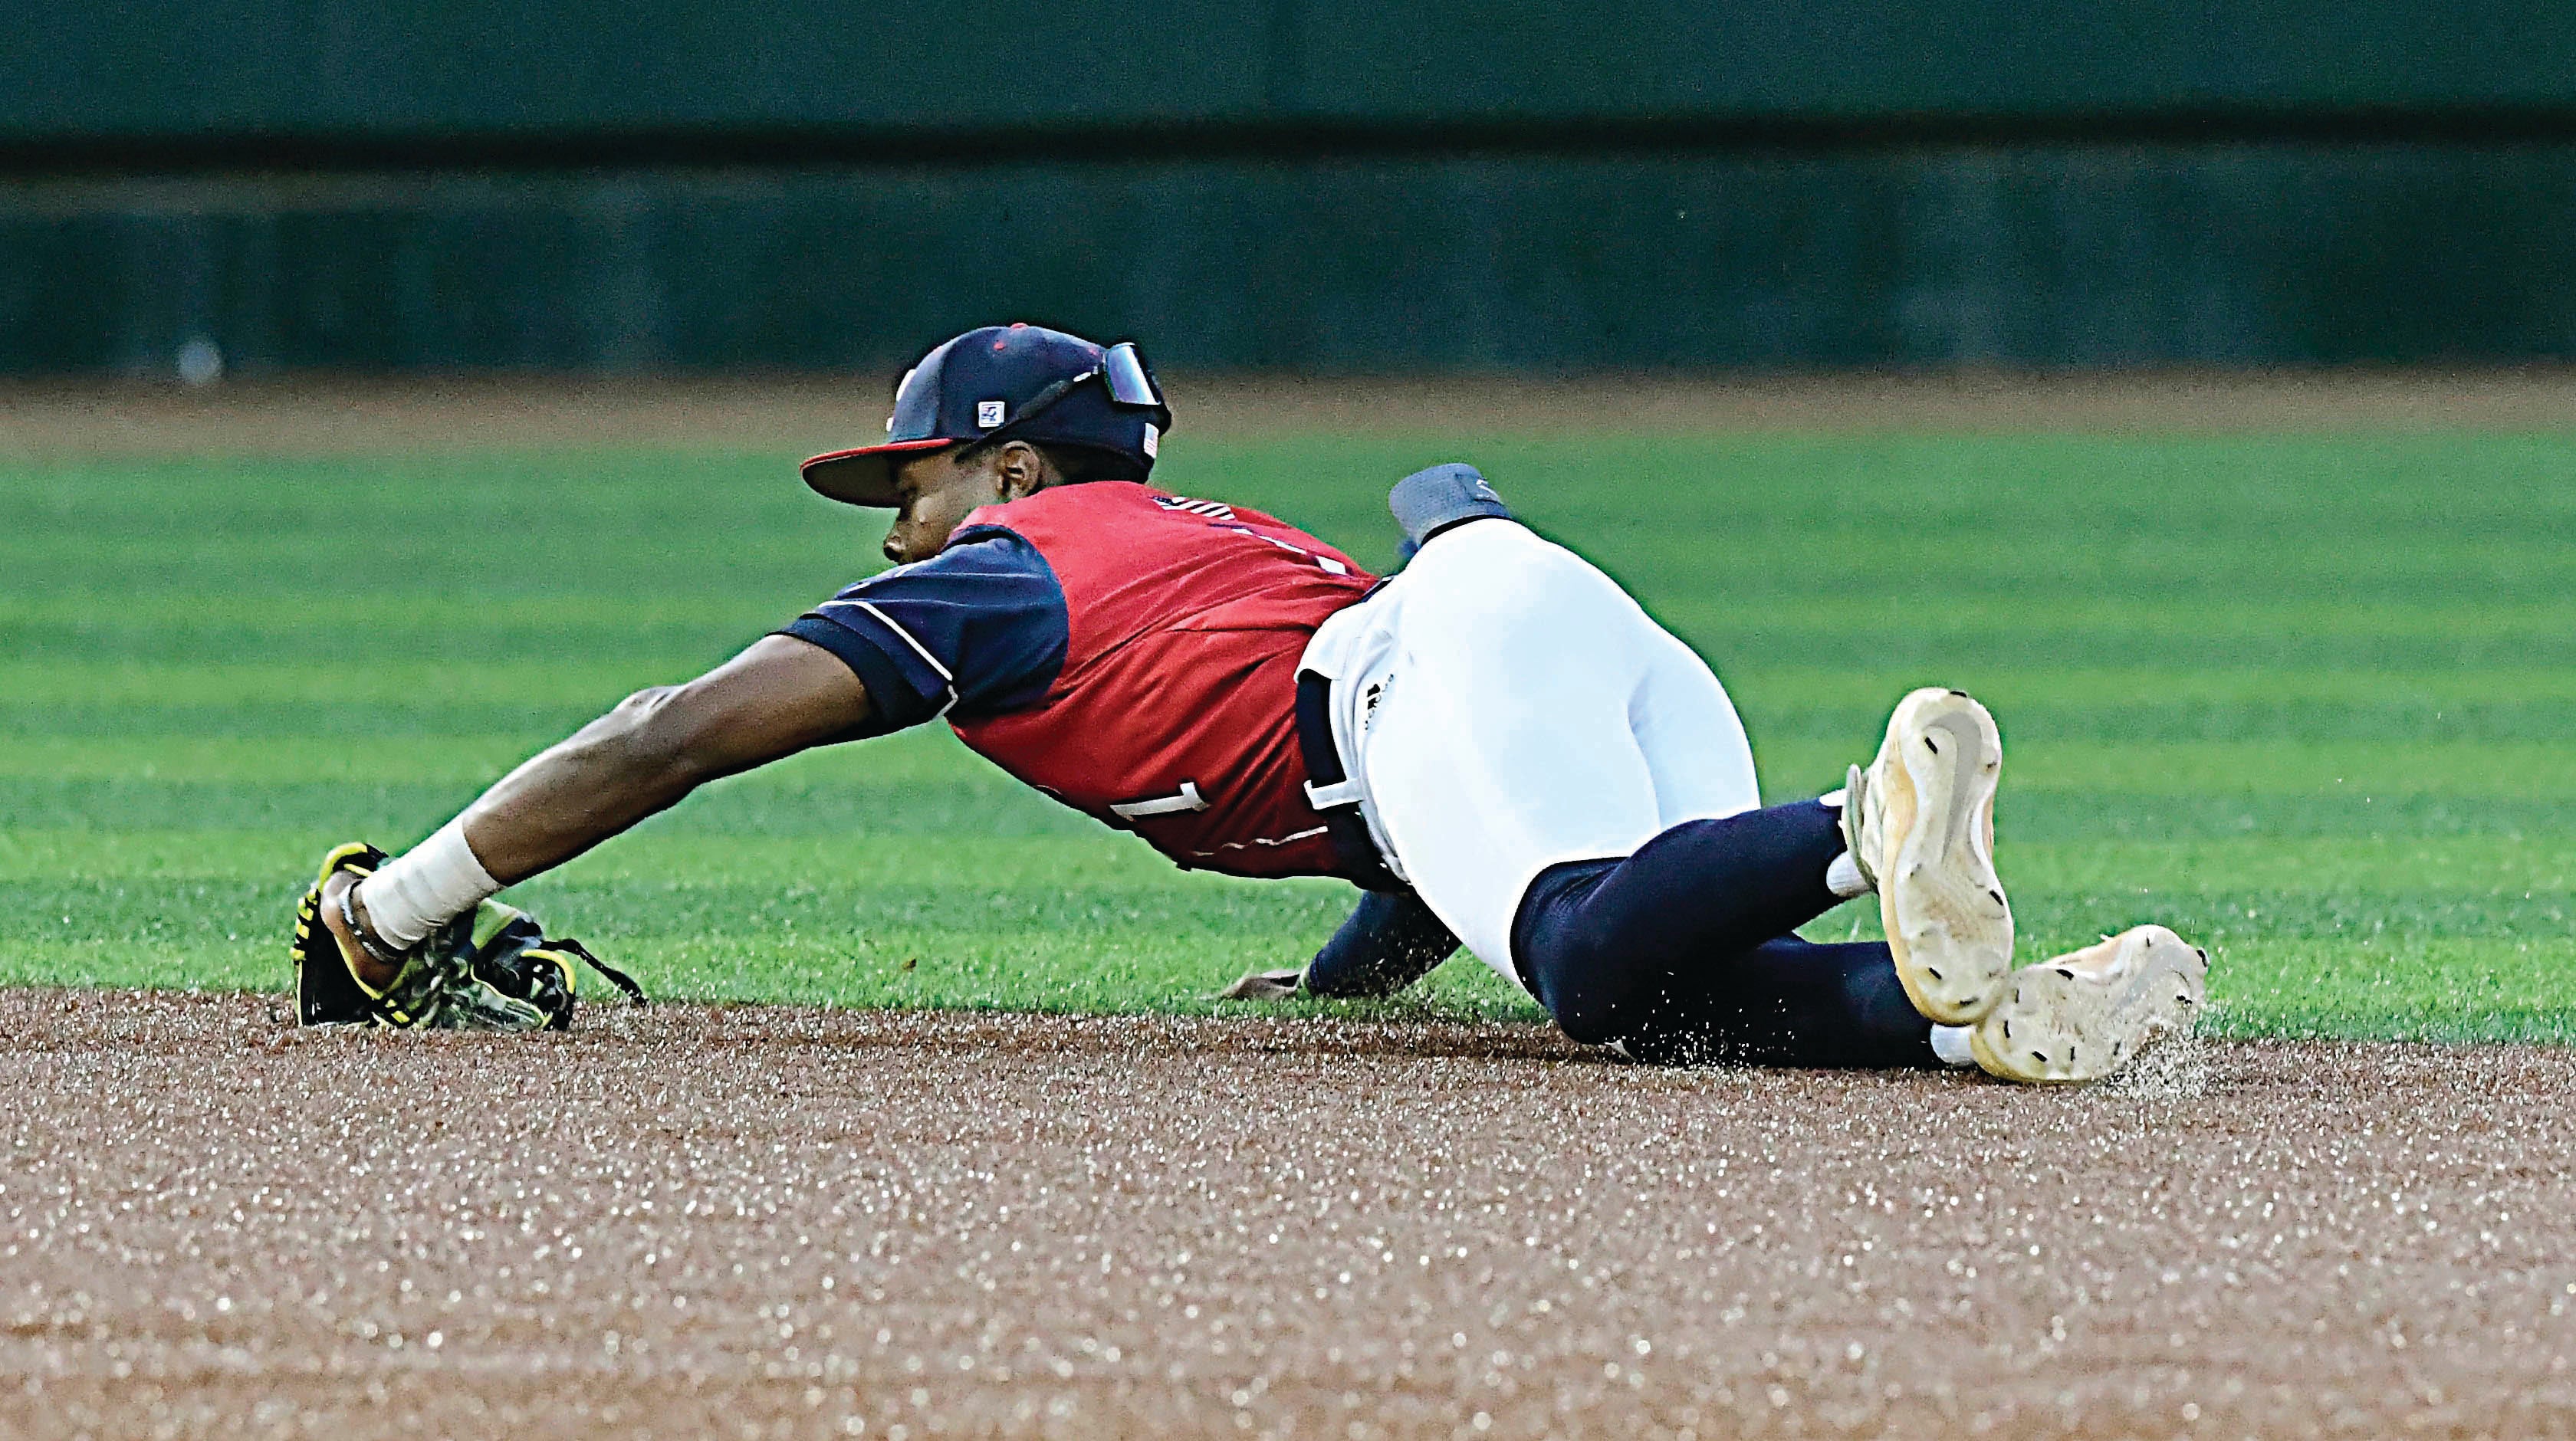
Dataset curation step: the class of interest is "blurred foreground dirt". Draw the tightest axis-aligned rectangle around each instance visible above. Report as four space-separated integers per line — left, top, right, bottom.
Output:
9 369 2576 460
4 990 2571 1439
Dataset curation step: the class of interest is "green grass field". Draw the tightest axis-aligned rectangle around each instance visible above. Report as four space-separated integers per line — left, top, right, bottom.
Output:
6 426 2574 1040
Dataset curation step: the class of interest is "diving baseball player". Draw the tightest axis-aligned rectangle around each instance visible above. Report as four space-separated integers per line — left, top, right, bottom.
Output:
291 323 2206 1082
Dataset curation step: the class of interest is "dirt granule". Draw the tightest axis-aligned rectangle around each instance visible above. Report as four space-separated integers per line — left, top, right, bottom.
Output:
4 990 2571 1439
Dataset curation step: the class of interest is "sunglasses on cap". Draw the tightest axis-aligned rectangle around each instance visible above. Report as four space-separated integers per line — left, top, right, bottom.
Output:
901 341 1169 446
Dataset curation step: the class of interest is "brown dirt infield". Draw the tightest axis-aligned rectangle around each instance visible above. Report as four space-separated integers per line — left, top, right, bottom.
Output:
5 990 2573 1439
11 368 2576 461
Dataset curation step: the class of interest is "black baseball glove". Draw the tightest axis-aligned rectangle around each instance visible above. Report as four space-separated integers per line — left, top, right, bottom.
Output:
291 842 644 1031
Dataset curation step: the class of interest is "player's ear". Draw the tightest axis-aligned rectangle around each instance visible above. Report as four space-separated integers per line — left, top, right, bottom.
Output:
995 441 1050 501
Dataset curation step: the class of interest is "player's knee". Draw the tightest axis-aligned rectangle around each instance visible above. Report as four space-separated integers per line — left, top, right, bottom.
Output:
1528 946 1661 1045
1536 977 1644 1048
1512 864 1655 1045
1514 921 1638 1045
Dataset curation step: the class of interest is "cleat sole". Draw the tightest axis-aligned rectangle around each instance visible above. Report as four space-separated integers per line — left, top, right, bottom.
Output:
1970 924 2209 1084
1878 688 2015 1025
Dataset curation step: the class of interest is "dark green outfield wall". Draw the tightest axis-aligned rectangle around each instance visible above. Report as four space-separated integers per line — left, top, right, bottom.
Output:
15 148 2574 375
12 2 2576 136
6 3 2576 373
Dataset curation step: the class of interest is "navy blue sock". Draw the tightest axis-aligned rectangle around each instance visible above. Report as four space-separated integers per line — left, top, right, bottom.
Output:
1509 799 1935 1067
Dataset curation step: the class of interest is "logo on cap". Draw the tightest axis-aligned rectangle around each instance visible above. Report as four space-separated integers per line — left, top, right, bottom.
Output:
977 400 1007 428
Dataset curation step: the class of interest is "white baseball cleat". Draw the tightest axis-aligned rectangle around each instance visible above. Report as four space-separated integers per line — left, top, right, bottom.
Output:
1969 924 2209 1084
1841 687 2015 1025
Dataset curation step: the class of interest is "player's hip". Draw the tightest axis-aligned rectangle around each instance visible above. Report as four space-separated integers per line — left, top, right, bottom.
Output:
1296 515 1710 755
1292 517 1746 925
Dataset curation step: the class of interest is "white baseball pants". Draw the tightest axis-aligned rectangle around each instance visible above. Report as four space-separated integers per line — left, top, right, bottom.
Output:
1299 519 1763 988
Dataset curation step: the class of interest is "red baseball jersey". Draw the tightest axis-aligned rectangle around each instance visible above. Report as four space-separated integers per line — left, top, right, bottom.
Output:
936 482 1375 877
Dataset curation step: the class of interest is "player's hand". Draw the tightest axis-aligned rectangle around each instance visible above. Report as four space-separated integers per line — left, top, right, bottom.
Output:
1216 967 1305 1001
316 867 402 992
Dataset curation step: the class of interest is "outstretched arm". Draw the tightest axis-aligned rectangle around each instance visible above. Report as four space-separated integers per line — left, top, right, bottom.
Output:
460 635 870 882
324 635 869 982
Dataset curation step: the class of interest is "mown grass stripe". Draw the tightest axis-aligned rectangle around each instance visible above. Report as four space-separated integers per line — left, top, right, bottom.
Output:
7 432 2572 1042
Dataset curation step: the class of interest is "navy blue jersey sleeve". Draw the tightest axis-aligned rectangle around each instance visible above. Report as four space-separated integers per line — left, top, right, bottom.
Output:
777 532 1068 738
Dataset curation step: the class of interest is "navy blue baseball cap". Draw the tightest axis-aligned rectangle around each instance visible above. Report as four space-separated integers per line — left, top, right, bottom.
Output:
801 323 1174 507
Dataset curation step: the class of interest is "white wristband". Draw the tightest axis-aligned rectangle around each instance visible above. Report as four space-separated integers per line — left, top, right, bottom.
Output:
354 818 501 949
